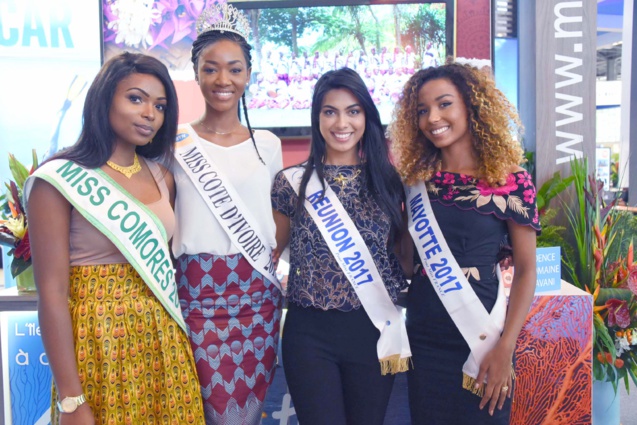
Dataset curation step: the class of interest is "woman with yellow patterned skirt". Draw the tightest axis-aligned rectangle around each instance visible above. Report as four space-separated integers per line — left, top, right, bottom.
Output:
25 53 204 425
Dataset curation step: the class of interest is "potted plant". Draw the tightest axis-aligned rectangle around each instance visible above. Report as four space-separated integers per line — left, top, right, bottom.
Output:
0 151 38 292
553 158 637 423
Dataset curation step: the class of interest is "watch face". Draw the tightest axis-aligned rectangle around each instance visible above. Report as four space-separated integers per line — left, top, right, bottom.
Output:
60 398 78 412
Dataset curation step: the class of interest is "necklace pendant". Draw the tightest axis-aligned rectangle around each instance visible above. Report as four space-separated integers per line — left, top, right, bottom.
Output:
334 174 349 188
332 170 361 188
106 153 142 179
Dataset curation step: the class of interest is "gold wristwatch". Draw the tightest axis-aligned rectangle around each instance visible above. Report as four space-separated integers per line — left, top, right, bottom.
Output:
57 394 87 413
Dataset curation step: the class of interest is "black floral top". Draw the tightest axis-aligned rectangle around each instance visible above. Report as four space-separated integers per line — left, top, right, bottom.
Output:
271 164 408 311
408 170 540 331
428 170 541 228
413 169 540 289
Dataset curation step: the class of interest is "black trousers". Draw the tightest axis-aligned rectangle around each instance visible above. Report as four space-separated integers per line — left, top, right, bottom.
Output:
282 303 395 425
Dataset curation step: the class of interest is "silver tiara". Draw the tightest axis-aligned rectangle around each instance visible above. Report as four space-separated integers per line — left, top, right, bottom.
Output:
196 3 251 39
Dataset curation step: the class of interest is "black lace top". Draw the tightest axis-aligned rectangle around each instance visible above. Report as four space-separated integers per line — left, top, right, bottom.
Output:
271 164 408 311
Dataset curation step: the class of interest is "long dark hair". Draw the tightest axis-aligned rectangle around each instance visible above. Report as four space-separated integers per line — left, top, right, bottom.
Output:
295 68 404 241
191 30 264 164
54 52 178 168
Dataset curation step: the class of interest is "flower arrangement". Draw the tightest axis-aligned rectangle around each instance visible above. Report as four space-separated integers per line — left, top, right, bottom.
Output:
0 151 37 278
557 158 637 391
102 0 217 50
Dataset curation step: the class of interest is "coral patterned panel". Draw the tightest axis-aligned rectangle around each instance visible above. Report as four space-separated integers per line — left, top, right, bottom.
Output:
512 295 593 425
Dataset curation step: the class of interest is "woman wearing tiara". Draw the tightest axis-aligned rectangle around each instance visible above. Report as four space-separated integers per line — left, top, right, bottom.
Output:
172 3 283 424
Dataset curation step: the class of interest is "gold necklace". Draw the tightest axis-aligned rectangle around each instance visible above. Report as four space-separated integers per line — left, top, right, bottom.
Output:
333 169 361 188
106 153 142 178
198 120 240 135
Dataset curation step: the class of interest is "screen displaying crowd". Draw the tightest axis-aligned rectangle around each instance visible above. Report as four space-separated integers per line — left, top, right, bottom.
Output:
243 3 448 127
248 44 438 108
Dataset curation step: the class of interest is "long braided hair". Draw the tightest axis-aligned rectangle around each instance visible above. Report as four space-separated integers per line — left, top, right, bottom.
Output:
191 30 264 164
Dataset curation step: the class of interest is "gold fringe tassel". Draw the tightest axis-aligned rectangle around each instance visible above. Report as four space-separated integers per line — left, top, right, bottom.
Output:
462 367 516 397
379 355 411 375
462 373 485 397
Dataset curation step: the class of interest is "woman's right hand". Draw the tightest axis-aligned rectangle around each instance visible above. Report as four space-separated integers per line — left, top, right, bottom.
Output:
272 247 282 265
59 404 95 425
28 180 90 425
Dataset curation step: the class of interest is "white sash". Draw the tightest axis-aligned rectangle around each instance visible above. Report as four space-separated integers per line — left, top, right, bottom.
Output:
24 160 186 332
284 167 411 374
405 181 507 394
174 126 281 292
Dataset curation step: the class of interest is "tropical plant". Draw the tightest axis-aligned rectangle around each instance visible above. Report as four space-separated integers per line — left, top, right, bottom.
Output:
0 151 37 278
558 158 637 391
532 164 575 263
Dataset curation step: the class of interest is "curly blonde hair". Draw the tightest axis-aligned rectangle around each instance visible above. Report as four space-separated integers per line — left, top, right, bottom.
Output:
387 61 524 187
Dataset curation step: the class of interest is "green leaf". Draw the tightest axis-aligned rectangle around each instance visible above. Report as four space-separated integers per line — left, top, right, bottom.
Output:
594 314 615 353
10 256 30 278
30 148 39 171
536 172 574 212
7 153 29 190
596 288 634 305
593 360 605 381
627 365 637 392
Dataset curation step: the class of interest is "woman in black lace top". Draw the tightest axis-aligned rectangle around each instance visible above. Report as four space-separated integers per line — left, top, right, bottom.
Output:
271 68 411 425
388 62 539 424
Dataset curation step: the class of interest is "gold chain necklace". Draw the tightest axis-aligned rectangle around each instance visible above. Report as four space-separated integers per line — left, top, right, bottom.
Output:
332 169 361 188
198 120 240 135
106 153 142 178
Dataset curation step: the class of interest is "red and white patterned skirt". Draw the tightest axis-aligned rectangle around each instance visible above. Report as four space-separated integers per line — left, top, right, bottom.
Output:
177 253 282 425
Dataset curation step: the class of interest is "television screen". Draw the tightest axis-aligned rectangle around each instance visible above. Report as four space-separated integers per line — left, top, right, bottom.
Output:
237 0 453 128
101 0 453 130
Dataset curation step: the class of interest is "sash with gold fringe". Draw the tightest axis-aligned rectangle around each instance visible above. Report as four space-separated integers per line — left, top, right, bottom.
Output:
405 181 508 395
284 166 411 374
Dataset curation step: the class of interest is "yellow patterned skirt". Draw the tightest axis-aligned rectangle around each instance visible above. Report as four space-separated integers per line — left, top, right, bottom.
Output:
51 264 205 425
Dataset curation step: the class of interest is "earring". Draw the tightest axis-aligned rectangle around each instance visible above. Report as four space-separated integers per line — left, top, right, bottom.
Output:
148 139 153 145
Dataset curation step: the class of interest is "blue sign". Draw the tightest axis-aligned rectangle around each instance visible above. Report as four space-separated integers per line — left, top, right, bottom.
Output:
535 247 562 293
1 311 52 425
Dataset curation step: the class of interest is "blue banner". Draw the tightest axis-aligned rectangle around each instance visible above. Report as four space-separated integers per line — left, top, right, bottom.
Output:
535 247 562 293
1 312 52 425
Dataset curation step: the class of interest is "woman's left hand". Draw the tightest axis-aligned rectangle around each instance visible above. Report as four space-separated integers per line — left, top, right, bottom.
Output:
476 343 514 416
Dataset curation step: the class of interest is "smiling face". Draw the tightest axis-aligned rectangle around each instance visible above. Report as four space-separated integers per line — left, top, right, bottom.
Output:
319 88 365 164
196 39 250 114
109 73 167 149
417 77 473 152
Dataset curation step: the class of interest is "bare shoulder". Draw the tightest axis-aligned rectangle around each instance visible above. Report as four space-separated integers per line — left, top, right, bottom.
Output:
509 164 527 174
28 177 70 210
27 178 72 239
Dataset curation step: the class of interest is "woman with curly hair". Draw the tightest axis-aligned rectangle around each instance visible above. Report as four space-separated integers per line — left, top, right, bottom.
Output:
387 62 540 424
